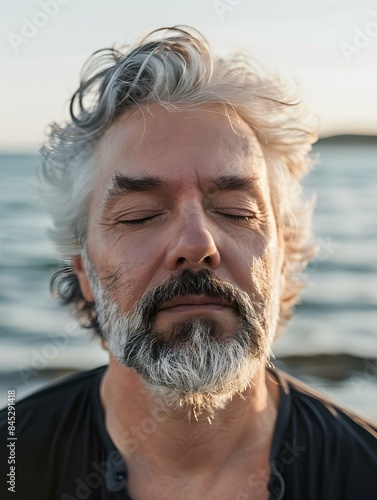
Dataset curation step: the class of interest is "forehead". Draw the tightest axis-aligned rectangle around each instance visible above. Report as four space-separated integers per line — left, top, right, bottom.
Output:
93 104 266 191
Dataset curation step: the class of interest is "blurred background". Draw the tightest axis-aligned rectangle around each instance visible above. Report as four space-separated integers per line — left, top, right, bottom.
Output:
1 0 376 421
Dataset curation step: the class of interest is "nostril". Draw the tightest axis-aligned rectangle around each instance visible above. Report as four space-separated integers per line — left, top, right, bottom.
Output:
175 255 212 266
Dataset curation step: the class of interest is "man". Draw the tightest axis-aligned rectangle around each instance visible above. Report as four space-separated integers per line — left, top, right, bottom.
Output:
1 27 376 500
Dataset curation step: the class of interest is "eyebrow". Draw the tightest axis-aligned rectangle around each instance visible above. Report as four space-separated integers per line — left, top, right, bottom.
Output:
103 172 260 211
109 172 164 195
212 175 259 192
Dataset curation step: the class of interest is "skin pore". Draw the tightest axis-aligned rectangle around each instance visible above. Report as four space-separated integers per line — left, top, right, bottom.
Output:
74 104 284 499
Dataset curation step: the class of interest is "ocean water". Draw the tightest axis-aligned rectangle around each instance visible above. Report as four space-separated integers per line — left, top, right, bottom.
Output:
1 137 377 421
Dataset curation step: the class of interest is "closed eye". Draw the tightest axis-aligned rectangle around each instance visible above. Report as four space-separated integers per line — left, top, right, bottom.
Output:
220 213 255 222
118 212 256 226
119 215 158 226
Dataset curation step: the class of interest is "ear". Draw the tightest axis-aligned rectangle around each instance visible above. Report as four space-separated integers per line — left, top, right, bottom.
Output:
72 255 95 303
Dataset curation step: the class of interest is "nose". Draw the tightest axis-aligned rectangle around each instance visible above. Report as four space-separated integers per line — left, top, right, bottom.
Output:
164 207 221 271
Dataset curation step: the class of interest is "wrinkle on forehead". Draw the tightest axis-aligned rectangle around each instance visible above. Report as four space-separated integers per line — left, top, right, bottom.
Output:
96 104 259 166
89 104 271 228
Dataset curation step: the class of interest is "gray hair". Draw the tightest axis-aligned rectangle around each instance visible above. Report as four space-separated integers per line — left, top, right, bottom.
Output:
42 26 317 332
84 257 271 418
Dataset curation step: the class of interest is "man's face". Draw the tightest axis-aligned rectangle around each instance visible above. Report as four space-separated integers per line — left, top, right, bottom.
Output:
77 104 284 409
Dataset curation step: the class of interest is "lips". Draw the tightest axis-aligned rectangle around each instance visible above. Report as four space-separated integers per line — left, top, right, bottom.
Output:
158 294 233 312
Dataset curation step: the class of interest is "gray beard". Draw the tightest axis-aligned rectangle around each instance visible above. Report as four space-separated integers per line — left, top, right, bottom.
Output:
85 260 275 418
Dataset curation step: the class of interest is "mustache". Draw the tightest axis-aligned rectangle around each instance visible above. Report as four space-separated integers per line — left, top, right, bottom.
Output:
134 269 256 326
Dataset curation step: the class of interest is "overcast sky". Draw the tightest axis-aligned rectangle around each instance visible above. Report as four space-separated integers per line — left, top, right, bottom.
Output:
1 0 377 151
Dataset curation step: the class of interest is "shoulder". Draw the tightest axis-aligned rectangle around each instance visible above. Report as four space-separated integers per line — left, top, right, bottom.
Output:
1 365 107 437
1 365 106 423
270 368 377 499
0 365 108 498
274 367 377 439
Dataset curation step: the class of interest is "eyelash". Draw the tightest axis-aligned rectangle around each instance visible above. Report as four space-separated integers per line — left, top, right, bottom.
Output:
221 213 254 222
119 212 254 227
119 216 156 226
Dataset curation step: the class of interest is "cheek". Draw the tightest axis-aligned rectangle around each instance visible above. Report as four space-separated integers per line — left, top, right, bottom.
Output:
92 238 166 309
249 255 274 299
225 229 280 297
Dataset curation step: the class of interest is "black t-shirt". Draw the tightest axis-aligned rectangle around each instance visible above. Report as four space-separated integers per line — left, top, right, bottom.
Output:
1 365 376 499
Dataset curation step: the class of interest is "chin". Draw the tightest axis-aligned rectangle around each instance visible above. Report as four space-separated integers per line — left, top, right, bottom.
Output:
119 318 270 420
143 354 266 422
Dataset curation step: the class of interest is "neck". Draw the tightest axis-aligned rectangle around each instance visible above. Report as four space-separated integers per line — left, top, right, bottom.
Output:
100 356 280 478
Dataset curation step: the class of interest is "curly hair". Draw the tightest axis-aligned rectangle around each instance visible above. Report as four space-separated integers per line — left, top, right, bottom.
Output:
41 26 317 337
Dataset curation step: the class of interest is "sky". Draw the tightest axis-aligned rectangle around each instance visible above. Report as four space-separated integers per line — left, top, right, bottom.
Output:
1 0 377 152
